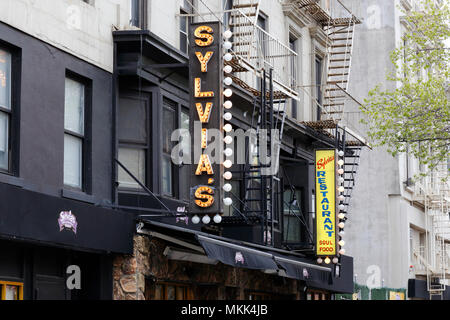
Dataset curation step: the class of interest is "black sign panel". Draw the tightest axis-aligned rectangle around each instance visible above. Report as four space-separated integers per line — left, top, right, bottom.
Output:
188 22 223 215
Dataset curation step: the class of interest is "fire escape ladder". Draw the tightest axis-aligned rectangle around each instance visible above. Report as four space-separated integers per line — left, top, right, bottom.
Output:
322 18 356 122
335 127 362 215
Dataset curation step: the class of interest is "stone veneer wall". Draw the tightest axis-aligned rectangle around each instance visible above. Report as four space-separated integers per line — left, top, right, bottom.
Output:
113 235 305 300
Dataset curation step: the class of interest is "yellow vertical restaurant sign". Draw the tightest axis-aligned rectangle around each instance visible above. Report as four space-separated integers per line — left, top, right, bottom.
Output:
315 149 337 256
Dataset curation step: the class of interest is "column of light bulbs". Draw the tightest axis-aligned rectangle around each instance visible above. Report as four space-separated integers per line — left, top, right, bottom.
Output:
220 30 234 223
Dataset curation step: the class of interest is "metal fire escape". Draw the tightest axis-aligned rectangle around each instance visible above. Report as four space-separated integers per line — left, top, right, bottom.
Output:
413 163 450 300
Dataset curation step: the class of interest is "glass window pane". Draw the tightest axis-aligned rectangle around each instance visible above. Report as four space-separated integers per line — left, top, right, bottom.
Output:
0 49 11 109
64 78 85 135
162 156 172 195
118 147 145 189
118 97 147 143
0 111 9 170
180 111 190 157
162 103 175 154
5 285 18 300
64 134 83 188
154 284 162 300
167 286 175 300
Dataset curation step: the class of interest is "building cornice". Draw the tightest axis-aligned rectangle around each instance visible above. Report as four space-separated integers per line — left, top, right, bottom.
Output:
282 3 313 28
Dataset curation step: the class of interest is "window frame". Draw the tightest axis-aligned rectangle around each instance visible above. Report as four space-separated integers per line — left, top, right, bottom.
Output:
117 92 151 192
63 72 92 193
315 56 323 121
0 44 20 176
161 98 178 197
179 1 194 53
148 281 194 300
0 281 24 300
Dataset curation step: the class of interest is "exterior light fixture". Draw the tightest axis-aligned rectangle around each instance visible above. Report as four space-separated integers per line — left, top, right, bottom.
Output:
338 186 345 193
224 53 232 62
338 222 345 229
332 257 339 264
338 159 344 166
338 213 346 220
213 214 222 224
224 88 233 97
224 65 233 73
224 197 232 206
338 204 345 210
338 177 344 184
324 257 331 264
223 183 232 192
224 77 233 86
224 41 232 50
224 30 233 39
317 258 323 264
224 112 232 121
224 148 233 157
338 150 344 157
224 100 232 109
223 123 233 132
339 248 346 255
202 215 211 224
223 160 232 168
223 171 232 180
338 168 344 175
339 230 345 236
191 215 200 224
338 195 345 201
224 135 233 144
339 240 345 247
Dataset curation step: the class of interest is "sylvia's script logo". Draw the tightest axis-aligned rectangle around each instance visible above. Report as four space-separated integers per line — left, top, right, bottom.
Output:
316 155 335 170
58 211 78 234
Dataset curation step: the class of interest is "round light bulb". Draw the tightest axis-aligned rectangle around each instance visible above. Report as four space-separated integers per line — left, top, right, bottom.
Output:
224 30 233 39
339 240 345 247
202 215 211 224
224 197 232 206
338 213 346 220
223 160 232 168
224 88 233 97
191 215 200 224
224 41 232 50
338 159 344 166
224 123 233 132
338 177 344 184
338 222 345 229
338 204 345 210
338 195 345 201
213 214 222 224
224 148 233 157
224 53 232 62
224 112 232 121
339 230 345 236
224 77 233 86
317 258 323 264
223 183 232 192
224 135 233 144
339 249 346 255
338 168 344 175
223 171 232 180
332 257 339 264
324 257 331 264
224 65 233 73
338 186 345 192
338 150 344 157
224 100 232 109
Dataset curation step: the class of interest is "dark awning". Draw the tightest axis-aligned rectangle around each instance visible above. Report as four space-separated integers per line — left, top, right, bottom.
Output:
273 255 332 284
197 234 279 271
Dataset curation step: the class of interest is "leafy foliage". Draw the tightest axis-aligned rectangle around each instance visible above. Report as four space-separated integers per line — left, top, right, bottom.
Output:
361 0 449 174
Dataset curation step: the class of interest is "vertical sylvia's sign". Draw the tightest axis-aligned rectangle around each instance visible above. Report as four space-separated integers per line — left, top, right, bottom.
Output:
189 22 223 215
315 149 337 256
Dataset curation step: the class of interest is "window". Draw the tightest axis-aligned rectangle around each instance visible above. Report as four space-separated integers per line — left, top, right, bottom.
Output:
289 36 298 119
0 281 23 300
283 188 302 243
307 290 331 300
179 109 190 201
130 0 147 29
118 96 149 190
0 49 11 172
64 77 87 190
223 0 233 30
315 56 323 120
180 1 193 53
146 282 193 300
162 99 176 196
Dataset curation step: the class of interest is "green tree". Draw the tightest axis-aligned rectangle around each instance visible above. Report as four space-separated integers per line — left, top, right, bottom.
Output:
361 0 449 175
